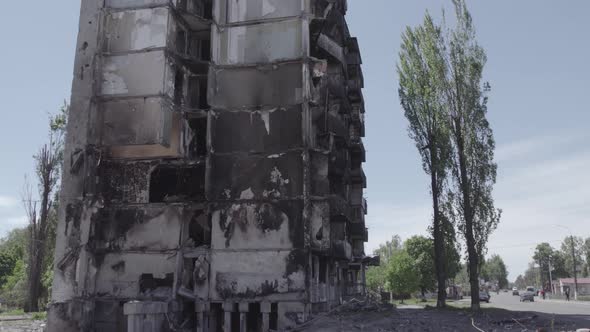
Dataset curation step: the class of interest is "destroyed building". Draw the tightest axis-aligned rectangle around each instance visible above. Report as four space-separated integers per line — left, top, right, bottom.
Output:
48 0 373 331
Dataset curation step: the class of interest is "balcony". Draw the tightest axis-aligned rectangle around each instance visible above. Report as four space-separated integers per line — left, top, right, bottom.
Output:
352 245 365 259
329 148 350 177
349 136 366 163
173 28 211 76
346 37 362 65
175 0 213 32
332 240 352 260
350 168 366 188
349 223 368 242
363 255 381 267
347 65 364 94
329 195 352 222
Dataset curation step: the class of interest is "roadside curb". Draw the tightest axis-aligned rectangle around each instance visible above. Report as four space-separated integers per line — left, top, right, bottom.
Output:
537 298 590 306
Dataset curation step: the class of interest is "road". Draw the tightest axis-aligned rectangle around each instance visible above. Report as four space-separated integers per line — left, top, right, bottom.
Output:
461 291 590 317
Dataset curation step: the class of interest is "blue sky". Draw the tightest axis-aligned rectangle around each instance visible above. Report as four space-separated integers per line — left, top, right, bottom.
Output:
0 1 589 280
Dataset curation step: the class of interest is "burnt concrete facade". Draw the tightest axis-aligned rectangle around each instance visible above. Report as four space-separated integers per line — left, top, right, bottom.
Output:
48 0 371 331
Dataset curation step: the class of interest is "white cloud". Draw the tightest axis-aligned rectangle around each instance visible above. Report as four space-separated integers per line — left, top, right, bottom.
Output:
495 132 588 164
366 202 431 254
0 196 18 208
0 215 28 239
366 132 590 281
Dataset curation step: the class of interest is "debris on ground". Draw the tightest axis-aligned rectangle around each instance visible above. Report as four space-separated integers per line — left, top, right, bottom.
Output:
296 300 588 332
0 319 45 332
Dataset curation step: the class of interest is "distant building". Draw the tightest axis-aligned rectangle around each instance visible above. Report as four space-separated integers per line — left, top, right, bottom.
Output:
555 278 590 296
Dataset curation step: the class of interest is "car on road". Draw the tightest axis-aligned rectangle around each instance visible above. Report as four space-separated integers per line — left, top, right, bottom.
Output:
512 287 519 296
526 286 537 296
520 290 535 302
479 291 491 303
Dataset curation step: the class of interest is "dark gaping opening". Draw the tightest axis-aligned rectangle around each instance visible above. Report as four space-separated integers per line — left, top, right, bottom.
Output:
269 303 278 331
199 78 209 109
186 0 213 19
178 0 188 11
176 29 187 54
149 165 206 203
187 77 208 110
181 301 196 328
188 116 208 158
329 174 346 198
188 211 211 246
187 34 211 62
231 304 240 332
139 273 174 293
247 303 261 332
319 257 328 283
174 69 184 106
201 39 211 61
210 303 223 332
203 0 213 19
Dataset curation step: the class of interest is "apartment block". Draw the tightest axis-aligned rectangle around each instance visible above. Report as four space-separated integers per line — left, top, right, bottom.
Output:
48 1 374 331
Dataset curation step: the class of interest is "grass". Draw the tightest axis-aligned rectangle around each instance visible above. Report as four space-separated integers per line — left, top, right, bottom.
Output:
30 312 47 321
399 297 437 306
0 309 47 321
0 308 25 316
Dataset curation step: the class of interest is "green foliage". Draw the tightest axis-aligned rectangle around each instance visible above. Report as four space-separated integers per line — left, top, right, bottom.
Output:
0 102 68 312
560 236 585 278
0 228 28 258
584 238 590 266
481 254 508 289
398 1 500 310
532 242 569 287
440 211 462 280
398 9 453 307
0 309 25 316
31 311 47 320
386 250 420 302
0 259 27 308
404 236 436 296
373 235 403 264
0 252 17 286
0 228 28 309
514 274 526 290
367 236 404 293
49 101 69 134
455 263 469 287
366 265 389 293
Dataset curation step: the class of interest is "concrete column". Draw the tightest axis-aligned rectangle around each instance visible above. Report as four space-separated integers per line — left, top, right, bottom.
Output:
361 264 367 296
260 302 271 332
223 302 233 332
124 301 168 332
195 302 209 332
238 302 249 332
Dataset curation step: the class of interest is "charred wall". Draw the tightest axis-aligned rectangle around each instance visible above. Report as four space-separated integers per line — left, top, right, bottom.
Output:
49 0 368 331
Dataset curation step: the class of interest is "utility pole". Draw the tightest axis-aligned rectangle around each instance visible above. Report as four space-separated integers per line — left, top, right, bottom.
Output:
570 235 579 300
548 260 553 294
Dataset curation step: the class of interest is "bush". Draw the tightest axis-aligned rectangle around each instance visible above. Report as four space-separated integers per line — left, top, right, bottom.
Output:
0 259 27 308
578 295 590 302
387 251 420 303
31 312 47 320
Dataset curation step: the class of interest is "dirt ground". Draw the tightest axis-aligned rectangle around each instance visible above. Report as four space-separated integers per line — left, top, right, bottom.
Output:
0 318 45 332
296 300 590 332
0 303 587 332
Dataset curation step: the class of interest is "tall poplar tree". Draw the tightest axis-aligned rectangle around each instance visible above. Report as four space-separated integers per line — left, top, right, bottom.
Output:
398 13 451 308
443 0 501 311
